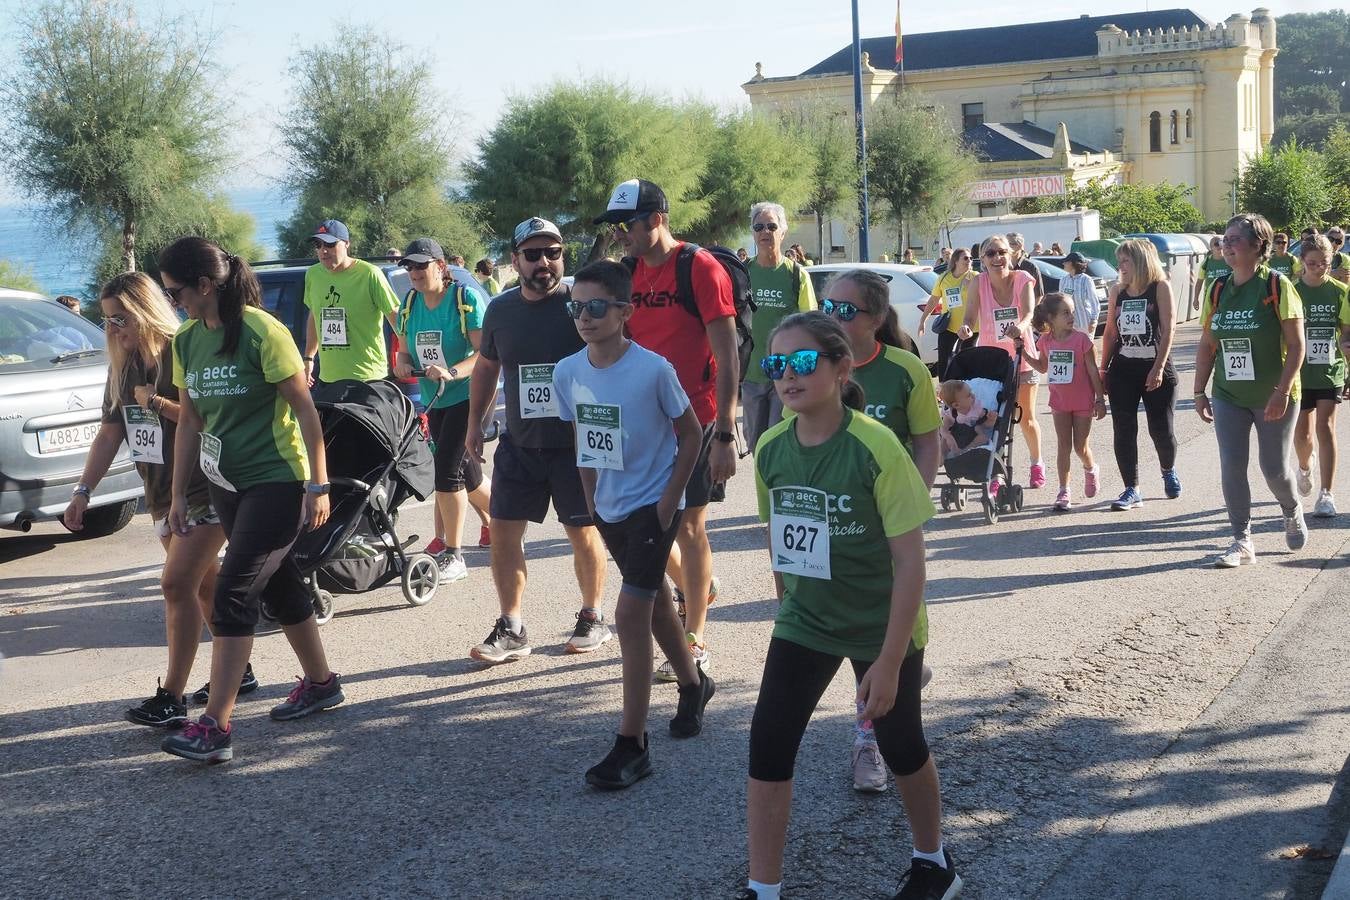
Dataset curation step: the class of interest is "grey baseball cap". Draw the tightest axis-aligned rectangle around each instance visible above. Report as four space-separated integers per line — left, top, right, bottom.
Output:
512 217 563 250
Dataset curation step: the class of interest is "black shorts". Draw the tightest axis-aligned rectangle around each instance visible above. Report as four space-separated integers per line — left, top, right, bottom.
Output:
685 424 723 508
594 504 683 598
427 401 483 493
1300 387 1343 411
489 434 592 526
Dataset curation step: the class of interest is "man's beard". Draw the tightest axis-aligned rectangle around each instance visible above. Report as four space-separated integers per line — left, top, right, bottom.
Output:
524 269 559 293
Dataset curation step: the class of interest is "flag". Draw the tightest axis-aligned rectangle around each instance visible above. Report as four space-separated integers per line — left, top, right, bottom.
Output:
895 0 903 64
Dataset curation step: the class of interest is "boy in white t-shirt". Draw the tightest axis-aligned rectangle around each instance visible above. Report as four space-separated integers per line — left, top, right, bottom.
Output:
553 260 713 790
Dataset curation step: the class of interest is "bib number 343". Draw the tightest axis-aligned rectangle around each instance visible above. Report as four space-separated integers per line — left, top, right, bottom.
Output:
576 403 622 470
769 486 831 580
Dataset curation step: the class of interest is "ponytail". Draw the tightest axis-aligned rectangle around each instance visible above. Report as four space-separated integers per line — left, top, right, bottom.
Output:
841 378 866 411
1031 291 1071 335
159 237 261 358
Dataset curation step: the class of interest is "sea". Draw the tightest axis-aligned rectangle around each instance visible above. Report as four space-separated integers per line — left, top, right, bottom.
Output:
0 186 296 299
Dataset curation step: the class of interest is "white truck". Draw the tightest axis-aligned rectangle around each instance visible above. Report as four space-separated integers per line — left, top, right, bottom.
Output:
943 208 1101 254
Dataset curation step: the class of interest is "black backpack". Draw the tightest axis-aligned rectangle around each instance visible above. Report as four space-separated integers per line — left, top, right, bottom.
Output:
625 243 757 381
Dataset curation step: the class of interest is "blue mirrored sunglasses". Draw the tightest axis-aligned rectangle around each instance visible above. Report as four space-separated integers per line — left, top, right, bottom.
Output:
821 299 860 321
760 349 843 380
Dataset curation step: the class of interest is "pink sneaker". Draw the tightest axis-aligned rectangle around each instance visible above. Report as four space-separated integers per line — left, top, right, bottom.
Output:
989 477 1002 499
1029 464 1047 489
1054 488 1072 511
1084 467 1099 499
424 537 447 556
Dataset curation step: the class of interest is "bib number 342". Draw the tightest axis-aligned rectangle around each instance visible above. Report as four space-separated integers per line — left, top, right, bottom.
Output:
769 486 831 580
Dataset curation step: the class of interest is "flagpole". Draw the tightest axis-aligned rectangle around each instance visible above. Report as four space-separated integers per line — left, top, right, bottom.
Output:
851 0 871 263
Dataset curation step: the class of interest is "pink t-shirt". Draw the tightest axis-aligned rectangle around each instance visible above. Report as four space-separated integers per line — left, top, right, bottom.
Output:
1038 329 1096 414
975 270 1038 372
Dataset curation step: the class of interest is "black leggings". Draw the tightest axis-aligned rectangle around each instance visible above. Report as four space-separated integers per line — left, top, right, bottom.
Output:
937 330 974 378
749 637 928 782
1106 355 1178 486
427 400 483 493
208 482 311 638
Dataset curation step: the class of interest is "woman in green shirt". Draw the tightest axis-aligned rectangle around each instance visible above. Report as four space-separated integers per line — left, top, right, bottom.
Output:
1291 235 1350 517
158 237 343 765
1193 214 1306 569
1193 236 1232 313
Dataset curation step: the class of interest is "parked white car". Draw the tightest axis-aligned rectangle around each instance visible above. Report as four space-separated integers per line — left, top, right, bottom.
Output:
805 263 940 367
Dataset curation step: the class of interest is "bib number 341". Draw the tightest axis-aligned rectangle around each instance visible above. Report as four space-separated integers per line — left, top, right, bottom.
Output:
769 486 831 580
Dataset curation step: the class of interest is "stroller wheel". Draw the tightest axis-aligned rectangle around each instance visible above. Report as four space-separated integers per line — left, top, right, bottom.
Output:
955 489 968 511
313 589 335 626
402 553 441 607
939 486 954 512
982 495 999 525
1008 484 1025 513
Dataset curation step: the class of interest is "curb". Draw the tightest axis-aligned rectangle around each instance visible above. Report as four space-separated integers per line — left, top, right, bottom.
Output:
1324 841 1350 900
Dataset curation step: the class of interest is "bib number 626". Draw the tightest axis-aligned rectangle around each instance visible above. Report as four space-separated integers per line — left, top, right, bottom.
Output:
585 430 614 452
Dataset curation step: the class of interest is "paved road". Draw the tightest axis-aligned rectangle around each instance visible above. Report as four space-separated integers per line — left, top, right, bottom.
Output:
3 322 1348 899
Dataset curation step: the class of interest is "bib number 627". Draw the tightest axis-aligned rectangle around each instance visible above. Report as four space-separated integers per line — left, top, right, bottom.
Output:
781 522 818 552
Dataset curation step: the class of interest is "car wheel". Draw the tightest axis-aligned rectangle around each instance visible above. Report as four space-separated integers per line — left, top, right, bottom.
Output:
76 499 138 538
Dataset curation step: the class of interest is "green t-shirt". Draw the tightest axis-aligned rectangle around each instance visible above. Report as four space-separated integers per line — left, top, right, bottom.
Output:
1297 278 1350 390
478 275 502 296
745 259 817 384
399 285 486 409
1294 252 1350 278
1268 253 1296 278
304 259 399 383
853 344 940 453
1201 266 1303 408
1201 257 1232 285
172 307 309 490
755 408 935 661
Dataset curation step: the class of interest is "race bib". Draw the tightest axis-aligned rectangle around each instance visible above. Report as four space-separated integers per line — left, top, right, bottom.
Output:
1119 299 1147 336
993 306 1018 339
576 403 622 470
1221 338 1255 382
943 286 963 310
123 405 163 464
1306 327 1335 366
414 330 444 369
199 432 236 490
769 486 831 580
320 307 348 347
519 364 559 419
1048 350 1075 385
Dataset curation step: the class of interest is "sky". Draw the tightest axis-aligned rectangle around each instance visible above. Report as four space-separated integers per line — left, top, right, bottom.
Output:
0 0 1333 199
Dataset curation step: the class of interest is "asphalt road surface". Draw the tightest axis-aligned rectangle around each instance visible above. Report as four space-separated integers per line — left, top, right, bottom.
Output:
3 322 1349 899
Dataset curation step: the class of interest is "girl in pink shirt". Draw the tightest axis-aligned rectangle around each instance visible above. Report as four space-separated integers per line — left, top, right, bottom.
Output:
1026 293 1107 510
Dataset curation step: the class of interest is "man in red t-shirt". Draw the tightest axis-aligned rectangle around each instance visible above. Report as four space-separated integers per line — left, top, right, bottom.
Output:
594 179 738 679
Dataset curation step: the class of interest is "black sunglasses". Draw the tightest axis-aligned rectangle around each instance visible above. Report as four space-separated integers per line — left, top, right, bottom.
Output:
753 222 780 233
162 285 187 303
402 260 432 271
821 299 861 321
312 240 337 251
760 349 843 380
566 298 630 319
102 314 129 329
520 247 564 263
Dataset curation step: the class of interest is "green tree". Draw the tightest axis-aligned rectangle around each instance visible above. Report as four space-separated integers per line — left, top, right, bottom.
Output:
0 260 43 294
778 100 858 261
1282 84 1341 117
1271 113 1350 150
1321 123 1350 222
691 109 812 246
278 27 483 260
1014 179 1203 236
1274 11 1350 116
1 0 227 273
1237 140 1332 231
466 79 713 249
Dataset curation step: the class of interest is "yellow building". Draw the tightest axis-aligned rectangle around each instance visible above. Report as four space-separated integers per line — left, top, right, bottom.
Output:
743 8 1276 255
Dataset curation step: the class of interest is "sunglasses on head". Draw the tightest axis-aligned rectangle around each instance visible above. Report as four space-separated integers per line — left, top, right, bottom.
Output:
520 246 564 263
752 222 780 233
565 298 629 319
613 213 652 234
821 299 861 321
760 349 843 380
102 314 129 329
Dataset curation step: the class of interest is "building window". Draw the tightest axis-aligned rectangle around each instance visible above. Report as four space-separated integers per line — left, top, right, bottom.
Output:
1169 111 1179 144
977 202 998 217
1149 112 1161 153
962 102 985 130
1185 109 1193 139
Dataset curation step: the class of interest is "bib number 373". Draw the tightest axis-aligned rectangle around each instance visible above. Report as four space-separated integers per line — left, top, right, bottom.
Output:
1306 327 1335 366
769 486 831 580
576 402 622 470
123 405 163 464
519 364 559 419
1221 338 1255 382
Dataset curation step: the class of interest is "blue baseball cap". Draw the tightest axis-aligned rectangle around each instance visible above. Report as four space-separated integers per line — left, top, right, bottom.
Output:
312 220 351 244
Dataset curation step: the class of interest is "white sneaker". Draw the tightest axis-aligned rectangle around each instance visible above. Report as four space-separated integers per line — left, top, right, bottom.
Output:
438 554 468 582
1297 467 1313 497
654 635 710 683
1314 490 1338 518
1215 540 1256 569
1284 506 1308 551
851 740 888 793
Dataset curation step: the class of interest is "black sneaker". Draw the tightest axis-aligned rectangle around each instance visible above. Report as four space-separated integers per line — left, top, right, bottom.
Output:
670 668 715 738
189 662 258 705
469 617 532 663
733 892 759 900
269 673 345 721
125 682 187 728
893 850 962 900
585 733 653 790
161 714 233 764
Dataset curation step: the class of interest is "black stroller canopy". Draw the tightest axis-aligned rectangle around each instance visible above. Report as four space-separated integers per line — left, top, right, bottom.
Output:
311 379 435 502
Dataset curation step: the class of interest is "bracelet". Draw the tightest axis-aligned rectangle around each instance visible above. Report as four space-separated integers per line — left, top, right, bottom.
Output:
303 355 314 362
1192 391 1207 398
72 483 91 498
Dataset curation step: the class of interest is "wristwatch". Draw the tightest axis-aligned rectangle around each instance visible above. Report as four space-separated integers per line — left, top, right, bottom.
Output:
305 482 331 496
712 429 735 443
72 482 91 498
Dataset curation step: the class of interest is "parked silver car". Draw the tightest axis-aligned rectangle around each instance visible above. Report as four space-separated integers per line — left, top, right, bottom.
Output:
0 291 143 536
806 263 940 366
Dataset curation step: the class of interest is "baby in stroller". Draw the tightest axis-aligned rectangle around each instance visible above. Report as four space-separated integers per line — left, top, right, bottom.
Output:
938 379 997 457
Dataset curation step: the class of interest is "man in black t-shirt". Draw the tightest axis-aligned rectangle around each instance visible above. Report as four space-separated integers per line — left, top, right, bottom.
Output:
465 217 610 663
1006 232 1044 299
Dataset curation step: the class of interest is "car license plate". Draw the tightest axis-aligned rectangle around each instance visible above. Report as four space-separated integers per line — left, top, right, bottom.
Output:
36 422 101 454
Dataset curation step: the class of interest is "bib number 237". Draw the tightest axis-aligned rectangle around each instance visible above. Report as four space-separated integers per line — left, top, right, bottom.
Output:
1221 338 1255 382
769 486 831 579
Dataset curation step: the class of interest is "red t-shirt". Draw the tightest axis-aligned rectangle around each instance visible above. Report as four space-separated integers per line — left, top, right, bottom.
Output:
628 243 736 424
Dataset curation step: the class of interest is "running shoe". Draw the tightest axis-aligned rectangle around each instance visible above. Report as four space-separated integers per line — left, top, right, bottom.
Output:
922 664 934 689
470 617 532 663
1162 469 1182 499
1297 467 1313 498
734 892 761 900
1314 490 1338 518
189 662 258 706
1084 467 1099 499
424 536 448 556
852 740 887 793
438 553 468 582
585 733 652 790
656 633 711 683
161 714 232 764
478 525 491 548
269 673 345 721
893 849 962 900
1028 463 1046 489
1215 540 1256 569
988 477 1001 500
565 608 612 654
675 575 720 627
1284 506 1308 551
1053 488 1072 511
669 668 715 738
126 682 187 728
1110 487 1143 510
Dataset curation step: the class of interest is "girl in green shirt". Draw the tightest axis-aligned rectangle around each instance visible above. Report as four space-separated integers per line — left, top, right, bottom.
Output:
1292 235 1350 517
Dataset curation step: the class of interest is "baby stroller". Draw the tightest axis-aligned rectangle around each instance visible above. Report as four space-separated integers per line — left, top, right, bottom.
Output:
290 379 440 625
936 345 1024 525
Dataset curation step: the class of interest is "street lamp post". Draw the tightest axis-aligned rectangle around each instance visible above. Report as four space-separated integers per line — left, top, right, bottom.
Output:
851 0 871 262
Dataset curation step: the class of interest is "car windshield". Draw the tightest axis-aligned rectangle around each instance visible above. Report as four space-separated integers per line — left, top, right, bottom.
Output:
906 270 939 293
0 299 106 374
808 269 894 300
1085 259 1118 281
